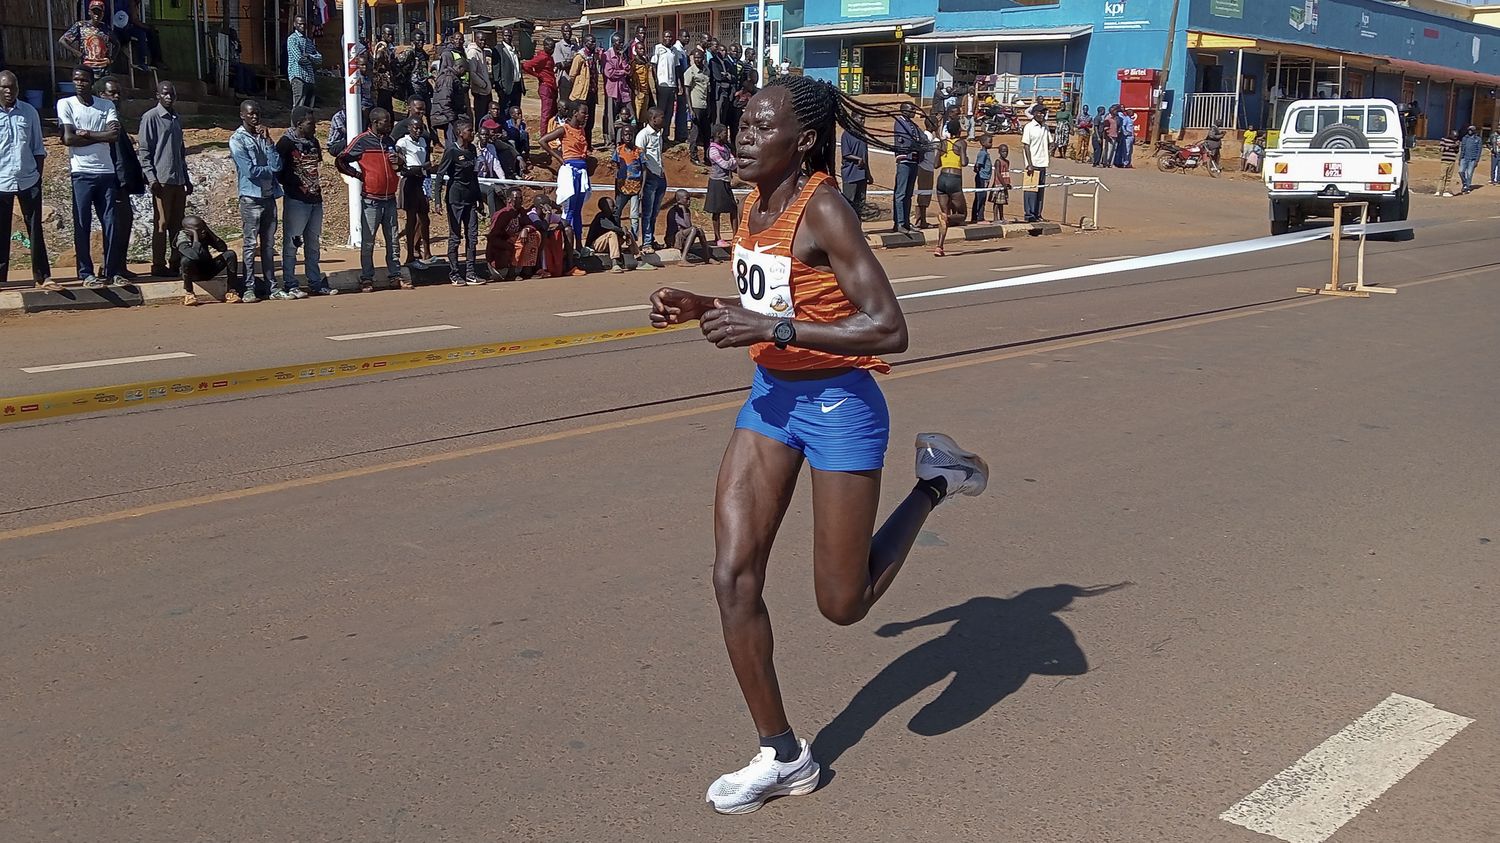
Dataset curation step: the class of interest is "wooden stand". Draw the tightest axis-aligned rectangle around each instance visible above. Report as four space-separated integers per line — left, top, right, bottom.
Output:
1297 202 1396 297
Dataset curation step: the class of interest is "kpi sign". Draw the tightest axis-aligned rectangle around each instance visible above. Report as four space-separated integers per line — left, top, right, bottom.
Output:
1104 0 1126 17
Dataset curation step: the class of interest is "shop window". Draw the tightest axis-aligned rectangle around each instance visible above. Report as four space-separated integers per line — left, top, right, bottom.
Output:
717 9 744 46
681 12 710 42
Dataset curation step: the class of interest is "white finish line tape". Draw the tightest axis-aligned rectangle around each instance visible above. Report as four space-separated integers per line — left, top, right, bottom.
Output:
1219 693 1473 843
898 221 1413 302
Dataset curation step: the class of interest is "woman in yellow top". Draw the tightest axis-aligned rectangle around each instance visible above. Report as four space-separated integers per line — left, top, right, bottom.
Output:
933 118 968 257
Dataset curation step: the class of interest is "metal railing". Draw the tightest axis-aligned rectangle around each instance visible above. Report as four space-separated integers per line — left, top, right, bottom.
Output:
1185 92 1238 130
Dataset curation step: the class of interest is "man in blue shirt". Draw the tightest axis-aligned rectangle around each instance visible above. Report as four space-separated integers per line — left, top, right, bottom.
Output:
229 100 284 302
286 15 322 109
840 118 869 216
1458 124 1482 194
892 101 922 235
0 70 56 289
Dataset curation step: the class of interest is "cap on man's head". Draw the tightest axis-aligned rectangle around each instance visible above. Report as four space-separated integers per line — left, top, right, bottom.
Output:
89 0 105 7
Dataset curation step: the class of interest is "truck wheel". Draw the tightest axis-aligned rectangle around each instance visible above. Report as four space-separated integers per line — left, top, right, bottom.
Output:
1308 124 1369 150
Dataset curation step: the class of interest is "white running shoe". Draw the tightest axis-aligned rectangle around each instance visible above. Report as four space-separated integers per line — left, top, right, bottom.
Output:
915 432 990 501
705 740 820 815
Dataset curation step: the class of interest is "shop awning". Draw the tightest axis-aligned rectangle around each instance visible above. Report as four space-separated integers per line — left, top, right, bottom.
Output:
905 25 1092 44
782 17 935 39
1373 56 1500 89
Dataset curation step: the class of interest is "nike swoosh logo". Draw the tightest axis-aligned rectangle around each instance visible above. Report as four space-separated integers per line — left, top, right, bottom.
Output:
820 398 849 414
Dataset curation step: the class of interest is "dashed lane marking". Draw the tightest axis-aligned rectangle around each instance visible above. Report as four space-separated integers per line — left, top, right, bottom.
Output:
1219 693 1473 843
987 264 1053 273
21 352 196 374
890 274 946 284
554 304 652 317
326 325 462 341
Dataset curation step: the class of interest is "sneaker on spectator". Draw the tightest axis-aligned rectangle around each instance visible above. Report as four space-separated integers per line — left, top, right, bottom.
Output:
269 289 296 300
465 275 486 286
309 286 338 296
610 263 625 274
635 261 657 271
290 287 309 299
110 275 130 286
449 275 465 286
81 276 106 288
241 291 260 303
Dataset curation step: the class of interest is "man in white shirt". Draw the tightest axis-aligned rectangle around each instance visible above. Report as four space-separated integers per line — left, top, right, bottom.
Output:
651 31 681 144
1020 104 1052 223
635 107 667 249
0 70 56 289
57 66 123 287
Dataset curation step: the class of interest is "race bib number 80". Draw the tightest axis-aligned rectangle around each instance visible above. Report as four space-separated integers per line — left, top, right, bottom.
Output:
733 243 795 318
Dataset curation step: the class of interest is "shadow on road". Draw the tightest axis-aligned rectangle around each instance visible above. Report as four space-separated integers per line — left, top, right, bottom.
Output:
812 583 1130 774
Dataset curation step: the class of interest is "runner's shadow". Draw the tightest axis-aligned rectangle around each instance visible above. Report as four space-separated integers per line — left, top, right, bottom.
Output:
812 583 1129 773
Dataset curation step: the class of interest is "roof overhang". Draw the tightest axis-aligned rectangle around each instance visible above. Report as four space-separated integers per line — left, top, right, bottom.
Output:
906 25 1092 44
783 17 935 39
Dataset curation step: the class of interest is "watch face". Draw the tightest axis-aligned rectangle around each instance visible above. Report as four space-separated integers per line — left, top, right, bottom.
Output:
773 320 794 344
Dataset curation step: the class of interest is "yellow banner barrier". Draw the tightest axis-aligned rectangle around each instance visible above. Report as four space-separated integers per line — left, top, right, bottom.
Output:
2 324 684 424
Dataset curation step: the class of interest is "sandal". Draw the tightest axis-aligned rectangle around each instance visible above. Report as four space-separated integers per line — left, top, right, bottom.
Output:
933 247 945 257
182 293 198 306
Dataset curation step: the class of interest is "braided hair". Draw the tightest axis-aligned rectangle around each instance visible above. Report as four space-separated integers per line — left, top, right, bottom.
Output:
762 75 929 187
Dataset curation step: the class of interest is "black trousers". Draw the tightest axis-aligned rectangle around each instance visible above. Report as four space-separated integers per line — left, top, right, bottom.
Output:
656 84 678 140
0 183 51 282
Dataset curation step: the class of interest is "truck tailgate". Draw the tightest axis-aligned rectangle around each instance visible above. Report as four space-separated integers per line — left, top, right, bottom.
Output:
1266 151 1402 192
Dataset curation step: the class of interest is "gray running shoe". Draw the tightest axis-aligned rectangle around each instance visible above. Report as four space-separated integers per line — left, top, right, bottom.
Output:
269 289 296 300
915 432 989 501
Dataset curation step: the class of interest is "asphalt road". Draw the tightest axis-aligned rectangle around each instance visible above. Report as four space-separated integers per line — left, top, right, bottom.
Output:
1 207 1496 842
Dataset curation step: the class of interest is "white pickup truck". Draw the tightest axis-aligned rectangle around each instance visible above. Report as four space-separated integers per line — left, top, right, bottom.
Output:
1264 98 1409 235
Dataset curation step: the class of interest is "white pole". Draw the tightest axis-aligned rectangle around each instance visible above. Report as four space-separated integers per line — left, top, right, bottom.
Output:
193 0 202 82
756 0 766 82
46 1 57 97
1232 48 1243 129
345 0 362 248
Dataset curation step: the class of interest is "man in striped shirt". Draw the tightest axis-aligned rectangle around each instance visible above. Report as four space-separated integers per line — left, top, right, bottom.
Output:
286 15 322 109
1436 130 1460 197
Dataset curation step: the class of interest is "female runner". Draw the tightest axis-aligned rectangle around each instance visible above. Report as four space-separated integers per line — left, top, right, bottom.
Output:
648 75 990 815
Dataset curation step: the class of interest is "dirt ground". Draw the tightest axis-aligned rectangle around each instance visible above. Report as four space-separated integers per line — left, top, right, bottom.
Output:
4 93 1482 285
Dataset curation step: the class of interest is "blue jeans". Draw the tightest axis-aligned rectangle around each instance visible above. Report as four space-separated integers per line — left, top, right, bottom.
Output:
71 172 119 280
640 171 667 247
893 160 919 228
282 198 325 290
1023 168 1047 221
239 196 278 294
360 197 400 281
1460 157 1478 191
562 160 589 241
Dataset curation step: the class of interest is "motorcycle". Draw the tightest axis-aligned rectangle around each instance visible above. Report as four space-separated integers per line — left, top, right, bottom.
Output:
1156 140 1210 174
977 103 1018 135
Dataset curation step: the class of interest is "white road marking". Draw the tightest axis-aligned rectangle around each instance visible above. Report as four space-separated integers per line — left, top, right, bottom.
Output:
1219 693 1473 843
326 325 461 341
21 352 196 373
890 274 945 284
554 304 652 317
1091 255 1139 261
988 264 1053 273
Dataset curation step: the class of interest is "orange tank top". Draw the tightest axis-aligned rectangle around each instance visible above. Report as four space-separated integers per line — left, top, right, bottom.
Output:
562 124 589 160
733 171 890 374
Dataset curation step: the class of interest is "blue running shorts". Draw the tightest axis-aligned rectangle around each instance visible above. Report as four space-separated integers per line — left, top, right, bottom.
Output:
735 366 890 472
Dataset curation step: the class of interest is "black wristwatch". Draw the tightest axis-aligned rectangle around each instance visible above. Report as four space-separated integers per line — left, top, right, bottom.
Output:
772 319 796 350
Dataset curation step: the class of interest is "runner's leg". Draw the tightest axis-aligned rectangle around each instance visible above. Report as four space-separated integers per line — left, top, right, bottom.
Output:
713 429 805 738
809 468 934 625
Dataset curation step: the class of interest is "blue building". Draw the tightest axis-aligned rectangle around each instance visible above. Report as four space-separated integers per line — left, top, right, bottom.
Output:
784 0 1500 138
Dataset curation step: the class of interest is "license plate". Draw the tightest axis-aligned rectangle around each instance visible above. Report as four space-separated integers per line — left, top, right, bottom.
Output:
1323 162 1343 178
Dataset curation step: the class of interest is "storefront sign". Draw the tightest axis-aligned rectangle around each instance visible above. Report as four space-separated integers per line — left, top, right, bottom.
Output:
1103 0 1149 31
1210 0 1242 19
840 0 889 17
1289 0 1318 34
